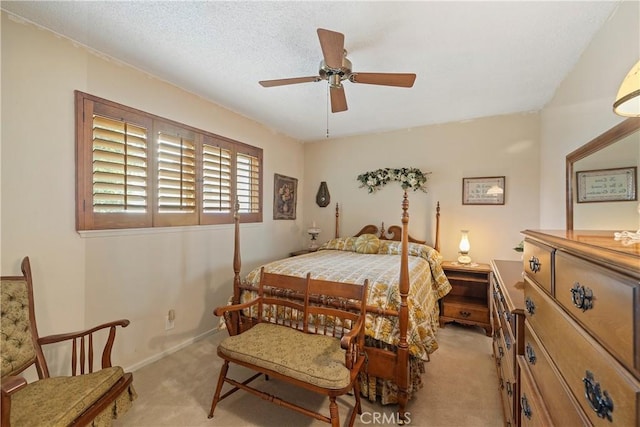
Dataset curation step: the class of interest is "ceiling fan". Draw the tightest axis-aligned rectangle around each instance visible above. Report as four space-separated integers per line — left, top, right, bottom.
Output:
259 28 417 113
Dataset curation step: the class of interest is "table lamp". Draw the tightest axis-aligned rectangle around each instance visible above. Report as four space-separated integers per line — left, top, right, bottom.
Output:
308 223 321 250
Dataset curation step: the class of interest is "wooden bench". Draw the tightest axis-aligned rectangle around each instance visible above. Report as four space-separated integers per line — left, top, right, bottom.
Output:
208 268 369 427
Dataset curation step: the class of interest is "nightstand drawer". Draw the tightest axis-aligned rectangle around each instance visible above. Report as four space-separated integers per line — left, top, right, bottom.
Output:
441 298 489 324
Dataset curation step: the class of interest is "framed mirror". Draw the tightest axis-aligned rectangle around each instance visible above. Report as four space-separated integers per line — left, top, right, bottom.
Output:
566 117 640 230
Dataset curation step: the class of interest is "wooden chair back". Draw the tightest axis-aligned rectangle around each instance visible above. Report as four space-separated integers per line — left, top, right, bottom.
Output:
305 278 369 369
258 268 309 331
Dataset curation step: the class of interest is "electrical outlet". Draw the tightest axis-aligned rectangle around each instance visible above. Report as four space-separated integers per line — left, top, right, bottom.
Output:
165 309 175 330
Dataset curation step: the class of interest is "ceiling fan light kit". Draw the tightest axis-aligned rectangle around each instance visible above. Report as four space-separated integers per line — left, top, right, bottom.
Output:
259 28 416 113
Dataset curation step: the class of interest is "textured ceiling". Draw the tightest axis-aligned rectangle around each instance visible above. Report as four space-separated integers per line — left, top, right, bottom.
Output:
2 1 620 141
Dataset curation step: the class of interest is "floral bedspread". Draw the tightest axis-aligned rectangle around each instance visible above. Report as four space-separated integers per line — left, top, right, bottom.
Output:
242 237 451 361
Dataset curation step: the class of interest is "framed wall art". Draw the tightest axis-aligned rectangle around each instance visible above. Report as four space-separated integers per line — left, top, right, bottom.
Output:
576 166 637 203
462 176 505 205
273 173 297 219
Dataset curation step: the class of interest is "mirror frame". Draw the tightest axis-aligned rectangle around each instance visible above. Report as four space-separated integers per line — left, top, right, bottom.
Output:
566 117 640 230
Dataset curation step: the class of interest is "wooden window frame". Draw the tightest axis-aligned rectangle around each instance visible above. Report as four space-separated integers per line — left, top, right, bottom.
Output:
75 91 263 231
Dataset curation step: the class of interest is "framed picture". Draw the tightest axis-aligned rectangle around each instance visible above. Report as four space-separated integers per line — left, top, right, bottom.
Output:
576 166 637 203
462 176 505 205
273 173 297 219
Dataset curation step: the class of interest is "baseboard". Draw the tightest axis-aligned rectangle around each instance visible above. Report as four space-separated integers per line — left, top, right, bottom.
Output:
124 328 222 372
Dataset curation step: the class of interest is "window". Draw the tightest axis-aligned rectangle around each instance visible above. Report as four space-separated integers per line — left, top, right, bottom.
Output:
76 91 262 230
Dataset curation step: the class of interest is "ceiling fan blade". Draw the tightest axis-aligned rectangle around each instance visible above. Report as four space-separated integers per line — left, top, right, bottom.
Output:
349 72 416 88
317 28 345 69
330 85 348 113
259 76 320 87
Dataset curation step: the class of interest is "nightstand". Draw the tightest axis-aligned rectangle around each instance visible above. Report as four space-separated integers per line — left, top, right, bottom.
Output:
289 248 318 257
439 261 492 336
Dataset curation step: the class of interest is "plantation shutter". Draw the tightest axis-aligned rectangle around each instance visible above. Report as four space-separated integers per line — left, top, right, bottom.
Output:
155 125 198 226
236 152 260 213
76 91 262 230
77 97 153 230
235 145 262 223
201 139 233 224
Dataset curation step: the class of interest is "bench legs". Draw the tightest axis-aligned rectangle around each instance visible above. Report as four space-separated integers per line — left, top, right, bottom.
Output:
329 397 340 427
208 361 229 418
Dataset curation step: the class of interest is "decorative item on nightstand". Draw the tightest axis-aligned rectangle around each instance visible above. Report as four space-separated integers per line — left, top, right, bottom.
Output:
307 223 321 250
458 229 472 264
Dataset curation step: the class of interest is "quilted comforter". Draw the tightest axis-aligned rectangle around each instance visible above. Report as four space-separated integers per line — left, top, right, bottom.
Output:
241 237 451 361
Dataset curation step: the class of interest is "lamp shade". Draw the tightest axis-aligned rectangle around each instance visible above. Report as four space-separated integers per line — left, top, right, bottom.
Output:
613 60 640 117
457 230 471 264
459 230 470 253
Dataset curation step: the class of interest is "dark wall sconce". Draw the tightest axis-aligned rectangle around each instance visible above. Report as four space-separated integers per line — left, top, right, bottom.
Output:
316 181 330 207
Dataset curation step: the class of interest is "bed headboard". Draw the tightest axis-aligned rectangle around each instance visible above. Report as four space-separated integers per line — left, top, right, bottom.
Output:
334 201 441 252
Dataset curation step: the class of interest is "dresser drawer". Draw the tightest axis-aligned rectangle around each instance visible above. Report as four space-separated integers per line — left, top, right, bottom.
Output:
524 278 640 426
555 251 639 372
494 326 514 380
523 321 590 426
523 240 553 294
495 334 518 425
518 356 552 427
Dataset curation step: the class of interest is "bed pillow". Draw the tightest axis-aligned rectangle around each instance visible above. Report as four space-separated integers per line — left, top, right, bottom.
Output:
319 236 357 252
354 234 380 254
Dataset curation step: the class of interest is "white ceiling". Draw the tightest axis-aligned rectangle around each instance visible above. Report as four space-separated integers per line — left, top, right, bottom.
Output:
2 1 620 141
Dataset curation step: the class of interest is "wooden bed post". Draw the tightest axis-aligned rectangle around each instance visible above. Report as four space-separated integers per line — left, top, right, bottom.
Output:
398 191 410 423
228 198 242 335
434 201 441 253
334 203 340 238
233 198 241 304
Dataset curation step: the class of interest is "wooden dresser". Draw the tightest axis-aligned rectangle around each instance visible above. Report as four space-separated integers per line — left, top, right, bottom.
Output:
491 260 526 427
520 230 639 427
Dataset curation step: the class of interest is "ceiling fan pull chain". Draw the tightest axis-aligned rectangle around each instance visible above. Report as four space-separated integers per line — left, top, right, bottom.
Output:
326 84 330 138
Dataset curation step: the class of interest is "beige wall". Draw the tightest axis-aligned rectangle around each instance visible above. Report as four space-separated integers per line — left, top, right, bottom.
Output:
303 113 540 264
1 12 304 375
3 0 636 377
539 0 640 229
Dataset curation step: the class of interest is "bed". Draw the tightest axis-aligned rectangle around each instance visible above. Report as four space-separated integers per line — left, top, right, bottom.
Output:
225 192 451 420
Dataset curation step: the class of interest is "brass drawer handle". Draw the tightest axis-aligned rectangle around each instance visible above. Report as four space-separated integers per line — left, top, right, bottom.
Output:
583 370 614 422
525 297 536 315
528 256 541 273
498 346 504 358
506 381 513 397
570 282 594 312
521 395 532 420
459 311 471 318
525 342 536 365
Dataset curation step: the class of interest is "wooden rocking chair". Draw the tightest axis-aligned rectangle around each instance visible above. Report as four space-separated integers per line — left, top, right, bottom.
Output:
1 257 136 426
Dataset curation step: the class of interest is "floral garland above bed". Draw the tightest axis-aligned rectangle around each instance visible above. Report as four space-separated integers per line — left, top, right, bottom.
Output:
357 167 431 193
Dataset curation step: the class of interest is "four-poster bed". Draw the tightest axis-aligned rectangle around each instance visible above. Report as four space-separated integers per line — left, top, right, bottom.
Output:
223 192 450 421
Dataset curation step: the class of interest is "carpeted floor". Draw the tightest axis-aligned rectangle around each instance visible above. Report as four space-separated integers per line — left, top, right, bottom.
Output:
114 323 503 427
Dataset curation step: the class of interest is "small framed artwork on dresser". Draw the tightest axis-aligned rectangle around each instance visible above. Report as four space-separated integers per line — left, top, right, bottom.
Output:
462 176 505 205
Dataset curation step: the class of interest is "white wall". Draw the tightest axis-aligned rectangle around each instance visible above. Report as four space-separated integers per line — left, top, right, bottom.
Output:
303 113 540 264
1 12 304 375
540 0 640 229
